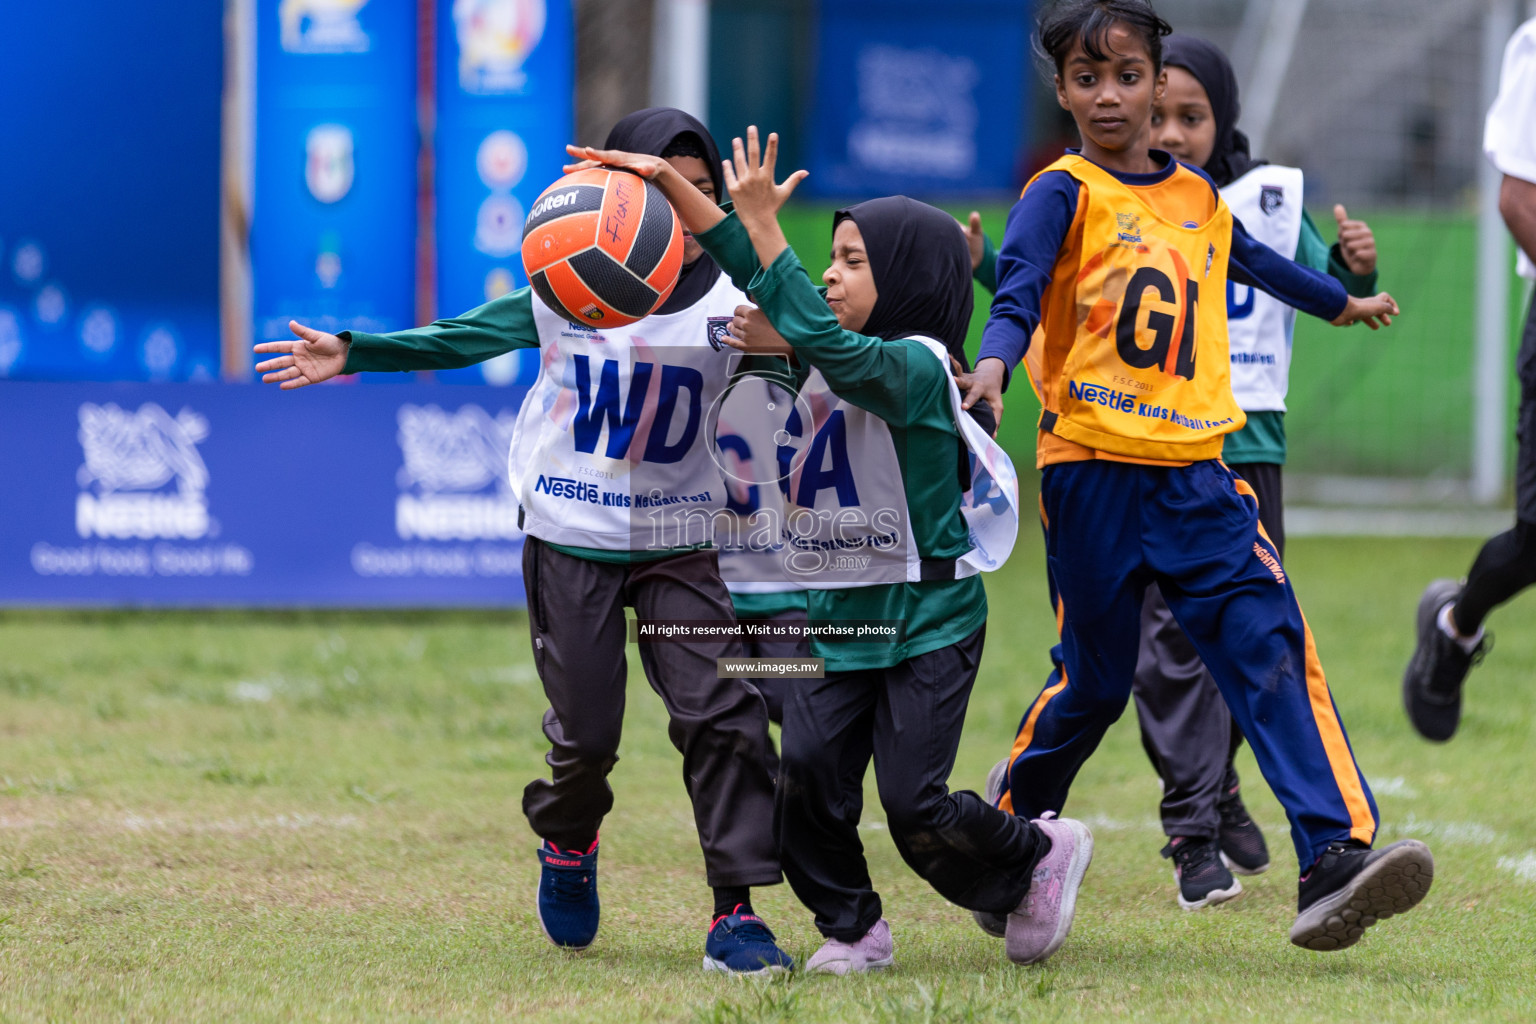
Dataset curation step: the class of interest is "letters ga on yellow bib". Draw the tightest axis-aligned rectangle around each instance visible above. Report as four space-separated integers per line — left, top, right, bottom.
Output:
1022 155 1245 462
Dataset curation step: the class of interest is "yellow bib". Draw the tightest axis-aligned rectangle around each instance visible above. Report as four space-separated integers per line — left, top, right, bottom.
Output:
1024 155 1245 462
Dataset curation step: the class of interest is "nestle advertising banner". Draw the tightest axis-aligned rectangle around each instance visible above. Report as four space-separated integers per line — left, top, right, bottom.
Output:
806 0 1031 198
0 382 528 606
433 0 574 387
252 0 418 345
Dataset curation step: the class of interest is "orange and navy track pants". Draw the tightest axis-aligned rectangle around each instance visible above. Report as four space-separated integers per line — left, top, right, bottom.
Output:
995 458 1378 871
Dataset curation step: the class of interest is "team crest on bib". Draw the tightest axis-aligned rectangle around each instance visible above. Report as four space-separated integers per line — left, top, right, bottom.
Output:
705 316 733 351
1259 185 1284 216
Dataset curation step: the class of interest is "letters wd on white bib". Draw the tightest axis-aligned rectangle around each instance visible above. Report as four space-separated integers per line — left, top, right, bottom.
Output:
1223 165 1305 412
767 337 1019 590
509 272 749 551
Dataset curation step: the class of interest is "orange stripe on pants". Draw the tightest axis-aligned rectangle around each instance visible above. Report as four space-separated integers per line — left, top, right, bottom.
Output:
1300 612 1377 844
998 596 1068 815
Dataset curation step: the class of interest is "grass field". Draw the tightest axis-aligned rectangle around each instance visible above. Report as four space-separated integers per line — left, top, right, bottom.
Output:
3 537 1535 1021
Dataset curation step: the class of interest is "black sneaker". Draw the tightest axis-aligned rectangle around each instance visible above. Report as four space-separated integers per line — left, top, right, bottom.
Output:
1216 789 1271 876
1162 835 1242 910
1403 579 1488 742
1289 839 1434 951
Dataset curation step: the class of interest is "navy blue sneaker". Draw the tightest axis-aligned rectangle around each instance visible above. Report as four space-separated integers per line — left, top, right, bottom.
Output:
536 838 599 950
703 906 795 975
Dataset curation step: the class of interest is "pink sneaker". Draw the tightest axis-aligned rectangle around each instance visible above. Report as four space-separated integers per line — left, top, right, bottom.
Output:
1006 814 1094 965
805 919 895 975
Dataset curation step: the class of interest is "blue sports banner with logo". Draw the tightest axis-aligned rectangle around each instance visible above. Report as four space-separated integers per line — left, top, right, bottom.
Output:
0 382 528 606
0 3 222 382
805 0 1031 198
433 0 574 387
252 0 418 348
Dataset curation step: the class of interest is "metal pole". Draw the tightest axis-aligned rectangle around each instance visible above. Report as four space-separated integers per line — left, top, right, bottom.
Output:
650 0 710 122
1472 0 1519 505
219 0 255 381
1241 0 1311 156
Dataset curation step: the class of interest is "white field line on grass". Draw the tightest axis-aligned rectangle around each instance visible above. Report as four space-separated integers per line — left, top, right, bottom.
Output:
1386 814 1498 845
1497 852 1536 881
0 812 361 833
1371 776 1419 798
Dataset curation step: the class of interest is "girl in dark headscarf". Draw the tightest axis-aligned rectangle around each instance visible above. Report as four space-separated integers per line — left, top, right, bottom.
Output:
565 127 1079 973
604 107 726 312
1132 34 1386 913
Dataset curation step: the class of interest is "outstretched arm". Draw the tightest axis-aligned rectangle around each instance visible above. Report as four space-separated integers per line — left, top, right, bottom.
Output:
254 290 541 388
563 145 728 238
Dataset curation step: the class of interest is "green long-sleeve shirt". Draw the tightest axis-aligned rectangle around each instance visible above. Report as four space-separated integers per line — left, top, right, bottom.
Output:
1221 209 1379 465
340 289 700 564
696 213 987 671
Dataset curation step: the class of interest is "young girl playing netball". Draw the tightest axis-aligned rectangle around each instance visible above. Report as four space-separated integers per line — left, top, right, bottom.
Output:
566 127 1094 969
1131 32 1385 911
254 109 794 976
965 0 1434 952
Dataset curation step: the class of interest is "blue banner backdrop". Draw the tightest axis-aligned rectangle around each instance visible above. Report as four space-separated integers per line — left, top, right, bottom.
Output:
433 0 574 387
0 2 222 382
805 0 1031 198
252 0 419 347
0 382 528 606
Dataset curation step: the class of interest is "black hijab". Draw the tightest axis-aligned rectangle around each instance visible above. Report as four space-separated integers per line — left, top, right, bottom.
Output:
604 107 725 314
833 196 997 442
832 197 973 370
1161 34 1263 188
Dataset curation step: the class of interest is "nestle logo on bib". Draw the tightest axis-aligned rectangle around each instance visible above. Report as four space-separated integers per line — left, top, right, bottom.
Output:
74 403 211 540
394 404 521 541
530 189 580 220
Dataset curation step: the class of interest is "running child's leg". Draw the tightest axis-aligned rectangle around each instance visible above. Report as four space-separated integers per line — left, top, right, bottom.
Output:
1150 462 1377 867
871 624 1042 914
520 537 632 851
996 461 1152 819
777 669 881 942
626 550 781 891
1131 583 1230 842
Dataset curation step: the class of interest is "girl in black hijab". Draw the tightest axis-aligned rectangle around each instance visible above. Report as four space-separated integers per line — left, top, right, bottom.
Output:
564 127 1066 973
1158 34 1260 187
603 107 726 313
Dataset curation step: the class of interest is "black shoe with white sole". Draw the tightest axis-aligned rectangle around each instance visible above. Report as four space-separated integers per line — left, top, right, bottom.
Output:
1163 835 1242 910
1289 839 1434 951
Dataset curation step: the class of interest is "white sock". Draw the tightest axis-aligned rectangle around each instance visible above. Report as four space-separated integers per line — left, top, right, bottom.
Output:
1437 603 1484 653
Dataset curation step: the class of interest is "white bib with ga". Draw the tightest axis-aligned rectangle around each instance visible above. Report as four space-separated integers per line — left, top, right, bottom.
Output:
713 371 804 595
1223 165 1305 412
766 337 1020 590
509 271 748 551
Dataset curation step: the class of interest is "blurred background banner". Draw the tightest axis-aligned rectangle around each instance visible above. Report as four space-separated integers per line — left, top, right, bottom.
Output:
0 382 528 607
803 0 1031 199
251 0 419 346
433 0 574 387
0 3 223 382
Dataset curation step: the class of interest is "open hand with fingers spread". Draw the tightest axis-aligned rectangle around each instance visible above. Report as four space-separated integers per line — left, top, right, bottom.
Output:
724 127 809 237
253 321 348 389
